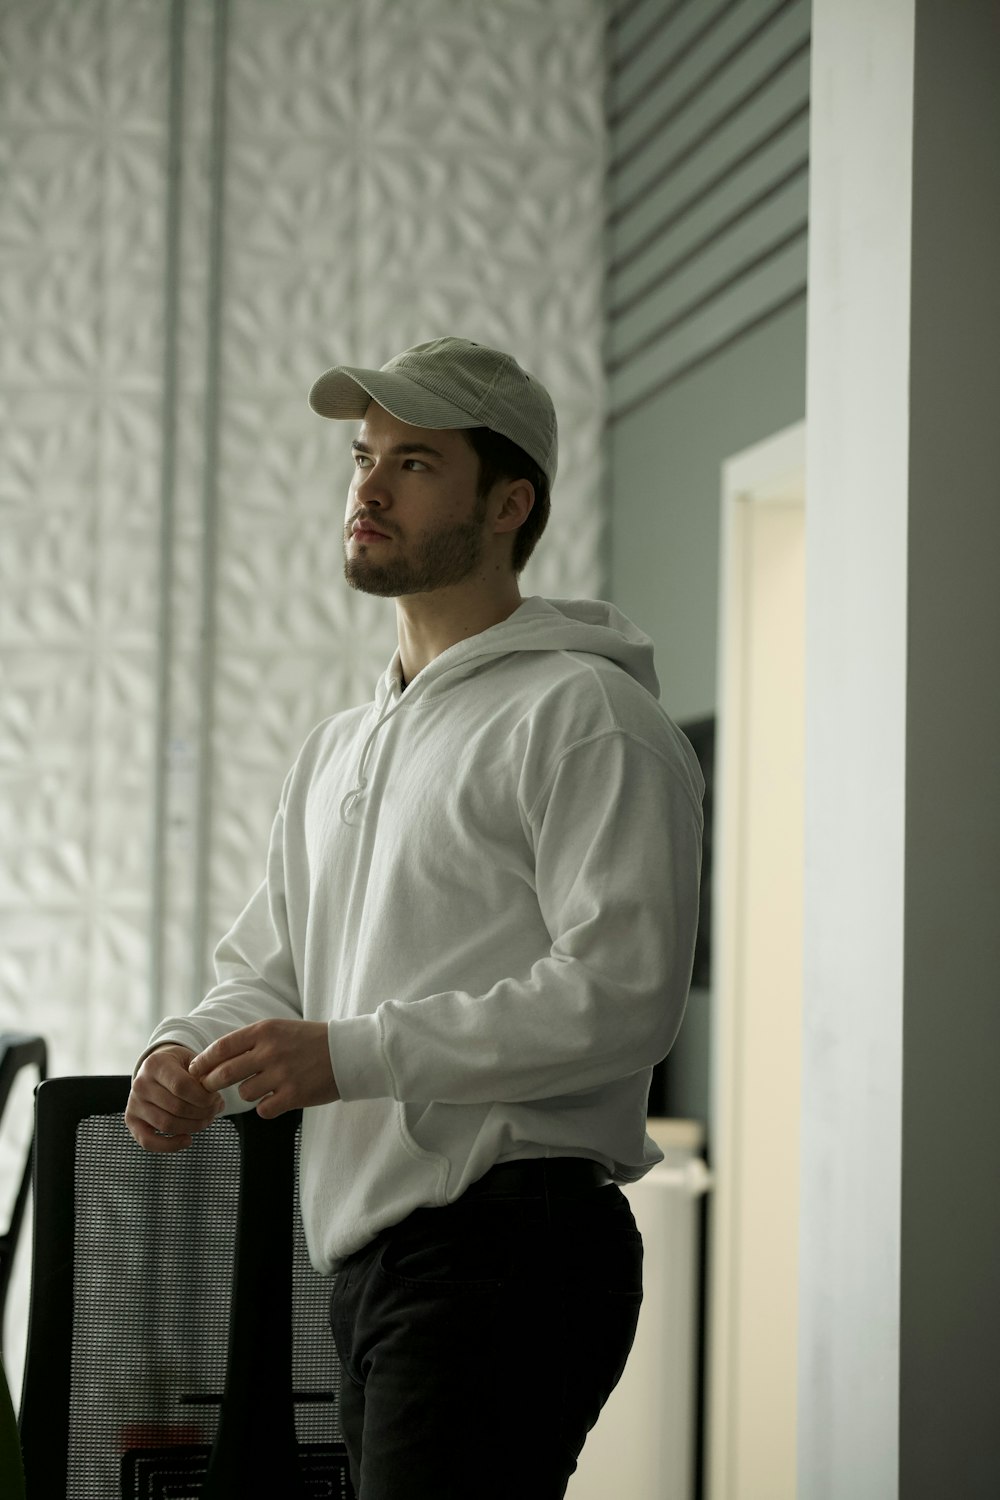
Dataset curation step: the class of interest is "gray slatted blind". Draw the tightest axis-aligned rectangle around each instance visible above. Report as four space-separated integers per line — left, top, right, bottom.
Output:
606 0 810 422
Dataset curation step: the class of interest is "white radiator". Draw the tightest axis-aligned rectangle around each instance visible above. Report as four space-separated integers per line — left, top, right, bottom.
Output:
566 1120 711 1500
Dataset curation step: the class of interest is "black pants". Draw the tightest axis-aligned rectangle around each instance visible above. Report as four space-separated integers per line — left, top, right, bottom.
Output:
329 1158 643 1500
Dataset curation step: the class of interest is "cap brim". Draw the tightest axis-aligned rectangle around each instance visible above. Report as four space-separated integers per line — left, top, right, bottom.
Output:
308 365 480 430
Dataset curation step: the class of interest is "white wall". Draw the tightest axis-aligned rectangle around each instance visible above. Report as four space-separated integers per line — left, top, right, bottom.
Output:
0 0 608 1075
0 0 608 1394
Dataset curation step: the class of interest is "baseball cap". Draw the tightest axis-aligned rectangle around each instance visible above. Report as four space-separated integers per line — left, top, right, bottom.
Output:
308 336 558 488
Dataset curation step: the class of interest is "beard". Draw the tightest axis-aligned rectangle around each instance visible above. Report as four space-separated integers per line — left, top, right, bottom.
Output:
343 502 489 598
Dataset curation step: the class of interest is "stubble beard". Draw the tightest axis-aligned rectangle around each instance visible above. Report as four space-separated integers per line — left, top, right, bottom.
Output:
343 504 489 598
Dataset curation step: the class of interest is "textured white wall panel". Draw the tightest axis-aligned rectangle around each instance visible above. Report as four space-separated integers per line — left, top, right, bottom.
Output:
199 0 608 976
0 0 607 1080
1 0 170 1122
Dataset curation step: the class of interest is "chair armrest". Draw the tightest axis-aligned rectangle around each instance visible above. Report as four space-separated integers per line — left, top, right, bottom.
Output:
0 1034 48 1372
0 1352 26 1500
0 1036 48 1125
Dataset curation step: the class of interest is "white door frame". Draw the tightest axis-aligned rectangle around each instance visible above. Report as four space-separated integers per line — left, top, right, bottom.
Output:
705 419 807 1500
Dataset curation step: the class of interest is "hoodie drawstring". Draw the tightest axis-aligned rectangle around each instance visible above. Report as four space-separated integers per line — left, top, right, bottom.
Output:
339 689 411 825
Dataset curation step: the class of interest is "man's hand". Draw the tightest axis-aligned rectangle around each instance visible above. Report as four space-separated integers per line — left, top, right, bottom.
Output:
188 1019 340 1120
126 1044 225 1153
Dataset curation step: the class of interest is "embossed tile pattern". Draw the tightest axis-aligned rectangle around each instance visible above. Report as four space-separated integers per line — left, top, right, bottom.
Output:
0 0 607 1099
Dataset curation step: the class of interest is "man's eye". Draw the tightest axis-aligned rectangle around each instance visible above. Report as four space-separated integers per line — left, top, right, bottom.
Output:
404 460 427 470
353 454 371 467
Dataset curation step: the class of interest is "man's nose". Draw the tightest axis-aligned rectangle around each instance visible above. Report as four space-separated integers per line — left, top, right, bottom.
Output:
354 464 390 504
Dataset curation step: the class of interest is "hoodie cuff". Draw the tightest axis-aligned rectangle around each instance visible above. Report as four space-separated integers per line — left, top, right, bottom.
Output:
328 1014 395 1100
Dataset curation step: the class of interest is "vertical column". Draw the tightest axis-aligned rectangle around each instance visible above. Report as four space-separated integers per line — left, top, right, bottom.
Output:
150 0 186 1024
156 0 223 1019
190 0 229 1003
799 0 915 1495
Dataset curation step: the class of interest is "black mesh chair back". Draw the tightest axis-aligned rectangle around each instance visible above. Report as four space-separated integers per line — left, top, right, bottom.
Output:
0 1033 48 1363
18 1077 354 1499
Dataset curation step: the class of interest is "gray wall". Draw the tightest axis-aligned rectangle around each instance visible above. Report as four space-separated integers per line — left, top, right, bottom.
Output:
605 0 810 1123
901 0 1000 1490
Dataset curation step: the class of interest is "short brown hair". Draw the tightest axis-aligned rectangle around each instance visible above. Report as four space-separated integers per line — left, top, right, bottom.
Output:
461 427 551 575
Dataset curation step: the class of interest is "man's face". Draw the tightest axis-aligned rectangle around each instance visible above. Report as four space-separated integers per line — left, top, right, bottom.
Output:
343 401 491 598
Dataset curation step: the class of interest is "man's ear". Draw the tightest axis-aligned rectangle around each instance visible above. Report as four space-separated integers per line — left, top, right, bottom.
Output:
493 478 535 535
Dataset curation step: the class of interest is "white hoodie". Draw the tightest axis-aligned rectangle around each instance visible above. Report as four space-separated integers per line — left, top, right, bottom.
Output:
141 596 704 1273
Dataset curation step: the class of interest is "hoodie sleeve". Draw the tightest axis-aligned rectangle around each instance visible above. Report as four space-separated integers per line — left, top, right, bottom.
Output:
138 783 303 1076
329 729 704 1104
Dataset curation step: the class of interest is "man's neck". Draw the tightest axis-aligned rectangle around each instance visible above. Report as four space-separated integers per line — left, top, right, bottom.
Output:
395 582 523 687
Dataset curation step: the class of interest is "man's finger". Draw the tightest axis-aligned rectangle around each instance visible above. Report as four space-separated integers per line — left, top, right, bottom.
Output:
189 1029 255 1083
127 1094 211 1139
125 1115 194 1153
191 1045 260 1092
141 1048 223 1111
195 1057 253 1091
166 1069 225 1110
144 1077 222 1121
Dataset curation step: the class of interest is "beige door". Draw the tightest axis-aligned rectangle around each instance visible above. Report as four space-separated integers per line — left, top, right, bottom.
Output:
707 422 806 1500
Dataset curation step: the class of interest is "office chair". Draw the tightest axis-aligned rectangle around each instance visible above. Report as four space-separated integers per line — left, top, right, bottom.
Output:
0 1032 48 1369
18 1076 354 1498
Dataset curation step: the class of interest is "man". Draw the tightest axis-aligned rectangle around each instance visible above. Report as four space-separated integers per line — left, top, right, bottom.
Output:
126 336 704 1499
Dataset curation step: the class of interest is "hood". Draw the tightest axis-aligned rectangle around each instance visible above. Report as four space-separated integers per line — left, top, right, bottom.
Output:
445 595 661 697
339 596 662 824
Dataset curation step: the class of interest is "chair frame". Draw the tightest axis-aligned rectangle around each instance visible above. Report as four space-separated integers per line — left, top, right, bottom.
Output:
19 1076 351 1498
0 1032 48 1368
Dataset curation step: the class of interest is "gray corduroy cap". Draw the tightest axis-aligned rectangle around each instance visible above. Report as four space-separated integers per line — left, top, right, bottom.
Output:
308 336 558 488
